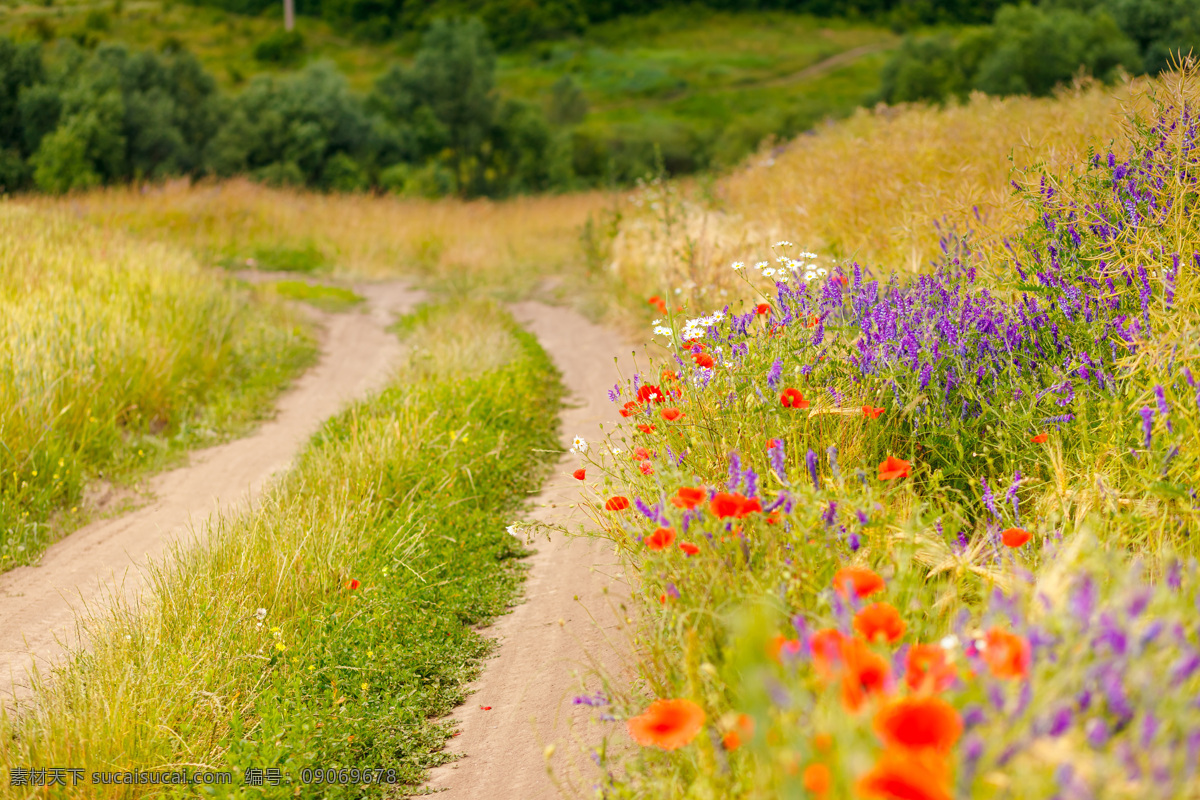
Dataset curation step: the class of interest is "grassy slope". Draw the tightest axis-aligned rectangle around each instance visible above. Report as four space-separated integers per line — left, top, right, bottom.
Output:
0 204 316 572
0 300 564 797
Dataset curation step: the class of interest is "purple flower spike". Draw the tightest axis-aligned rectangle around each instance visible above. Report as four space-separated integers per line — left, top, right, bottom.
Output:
727 452 742 491
981 477 999 519
1086 717 1110 749
766 359 783 389
768 438 787 480
1140 406 1155 449
806 449 820 491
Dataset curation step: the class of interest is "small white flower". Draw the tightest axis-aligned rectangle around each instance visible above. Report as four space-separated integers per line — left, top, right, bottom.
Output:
775 240 793 247
570 436 588 454
609 446 622 456
939 635 960 651
506 525 521 539
124 634 132 641
804 271 816 281
755 261 768 269
762 268 776 277
653 325 673 337
255 608 267 621
731 261 745 271
817 268 828 276
801 251 819 259
674 288 683 294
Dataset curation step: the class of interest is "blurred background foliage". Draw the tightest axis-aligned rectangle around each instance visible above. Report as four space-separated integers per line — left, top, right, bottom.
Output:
0 0 1192 197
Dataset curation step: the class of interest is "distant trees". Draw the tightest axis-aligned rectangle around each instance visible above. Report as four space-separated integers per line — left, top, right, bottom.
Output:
880 1 1196 104
0 19 587 198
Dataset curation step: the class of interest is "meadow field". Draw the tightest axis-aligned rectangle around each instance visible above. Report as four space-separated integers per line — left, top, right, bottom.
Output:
0 15 1199 800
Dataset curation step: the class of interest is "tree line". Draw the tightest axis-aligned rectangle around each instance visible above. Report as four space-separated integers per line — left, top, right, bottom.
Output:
880 0 1199 103
0 19 669 196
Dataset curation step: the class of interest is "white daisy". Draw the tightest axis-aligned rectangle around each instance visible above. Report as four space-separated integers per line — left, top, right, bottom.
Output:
570 436 588 454
731 261 746 271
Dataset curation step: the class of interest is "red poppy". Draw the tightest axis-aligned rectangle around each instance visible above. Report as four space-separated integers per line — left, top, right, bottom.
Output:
833 273 848 286
639 461 654 475
1001 527 1032 548
767 437 783 448
679 542 700 555
833 566 886 599
905 644 957 693
633 446 652 461
874 695 962 754
693 352 715 369
637 423 657 433
710 492 761 519
661 369 679 381
755 303 771 315
857 747 952 800
721 713 754 751
1031 433 1049 444
810 628 846 677
806 315 821 328
661 407 683 421
813 732 834 753
671 486 707 509
645 527 676 550
345 578 361 590
983 627 1031 679
802 763 831 795
854 602 907 644
572 468 586 480
862 405 885 419
604 496 630 511
780 388 809 409
619 401 640 418
877 456 912 480
647 296 668 314
626 699 705 750
839 637 892 711
637 384 665 404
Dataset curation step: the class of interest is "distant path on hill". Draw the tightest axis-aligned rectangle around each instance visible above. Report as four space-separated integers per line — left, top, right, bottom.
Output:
424 302 636 799
0 279 422 705
750 40 894 89
595 39 894 112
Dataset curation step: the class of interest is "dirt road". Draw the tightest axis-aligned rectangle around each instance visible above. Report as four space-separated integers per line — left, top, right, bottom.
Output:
0 280 422 705
424 302 637 799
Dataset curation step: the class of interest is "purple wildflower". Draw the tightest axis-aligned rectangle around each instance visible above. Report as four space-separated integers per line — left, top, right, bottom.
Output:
1140 406 1155 449
766 359 783 389
768 438 786 479
806 449 820 491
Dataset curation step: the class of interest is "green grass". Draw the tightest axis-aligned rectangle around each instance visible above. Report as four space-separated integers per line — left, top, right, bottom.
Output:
0 299 564 797
0 205 316 573
269 280 364 312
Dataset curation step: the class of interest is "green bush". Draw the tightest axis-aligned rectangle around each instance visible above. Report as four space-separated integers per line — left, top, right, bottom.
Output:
252 29 306 66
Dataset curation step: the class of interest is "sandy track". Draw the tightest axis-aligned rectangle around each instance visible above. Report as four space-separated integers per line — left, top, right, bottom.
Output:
424 302 636 799
0 280 422 705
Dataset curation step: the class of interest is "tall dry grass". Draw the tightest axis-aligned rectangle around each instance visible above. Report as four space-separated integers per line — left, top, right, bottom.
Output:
612 78 1146 301
0 203 313 569
33 181 612 292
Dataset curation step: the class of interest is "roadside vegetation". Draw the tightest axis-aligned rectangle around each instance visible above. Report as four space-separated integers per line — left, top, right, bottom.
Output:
0 300 564 797
0 205 314 572
568 66 1200 798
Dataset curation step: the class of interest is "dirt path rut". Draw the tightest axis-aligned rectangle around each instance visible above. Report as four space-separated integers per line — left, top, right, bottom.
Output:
0 280 422 704
425 302 637 799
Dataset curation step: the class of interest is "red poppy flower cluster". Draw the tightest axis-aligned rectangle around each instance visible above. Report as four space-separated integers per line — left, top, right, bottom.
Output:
709 491 763 519
780 388 809 409
647 295 668 314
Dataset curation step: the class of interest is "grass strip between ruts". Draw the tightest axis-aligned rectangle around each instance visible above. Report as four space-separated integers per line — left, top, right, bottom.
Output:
0 299 564 798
